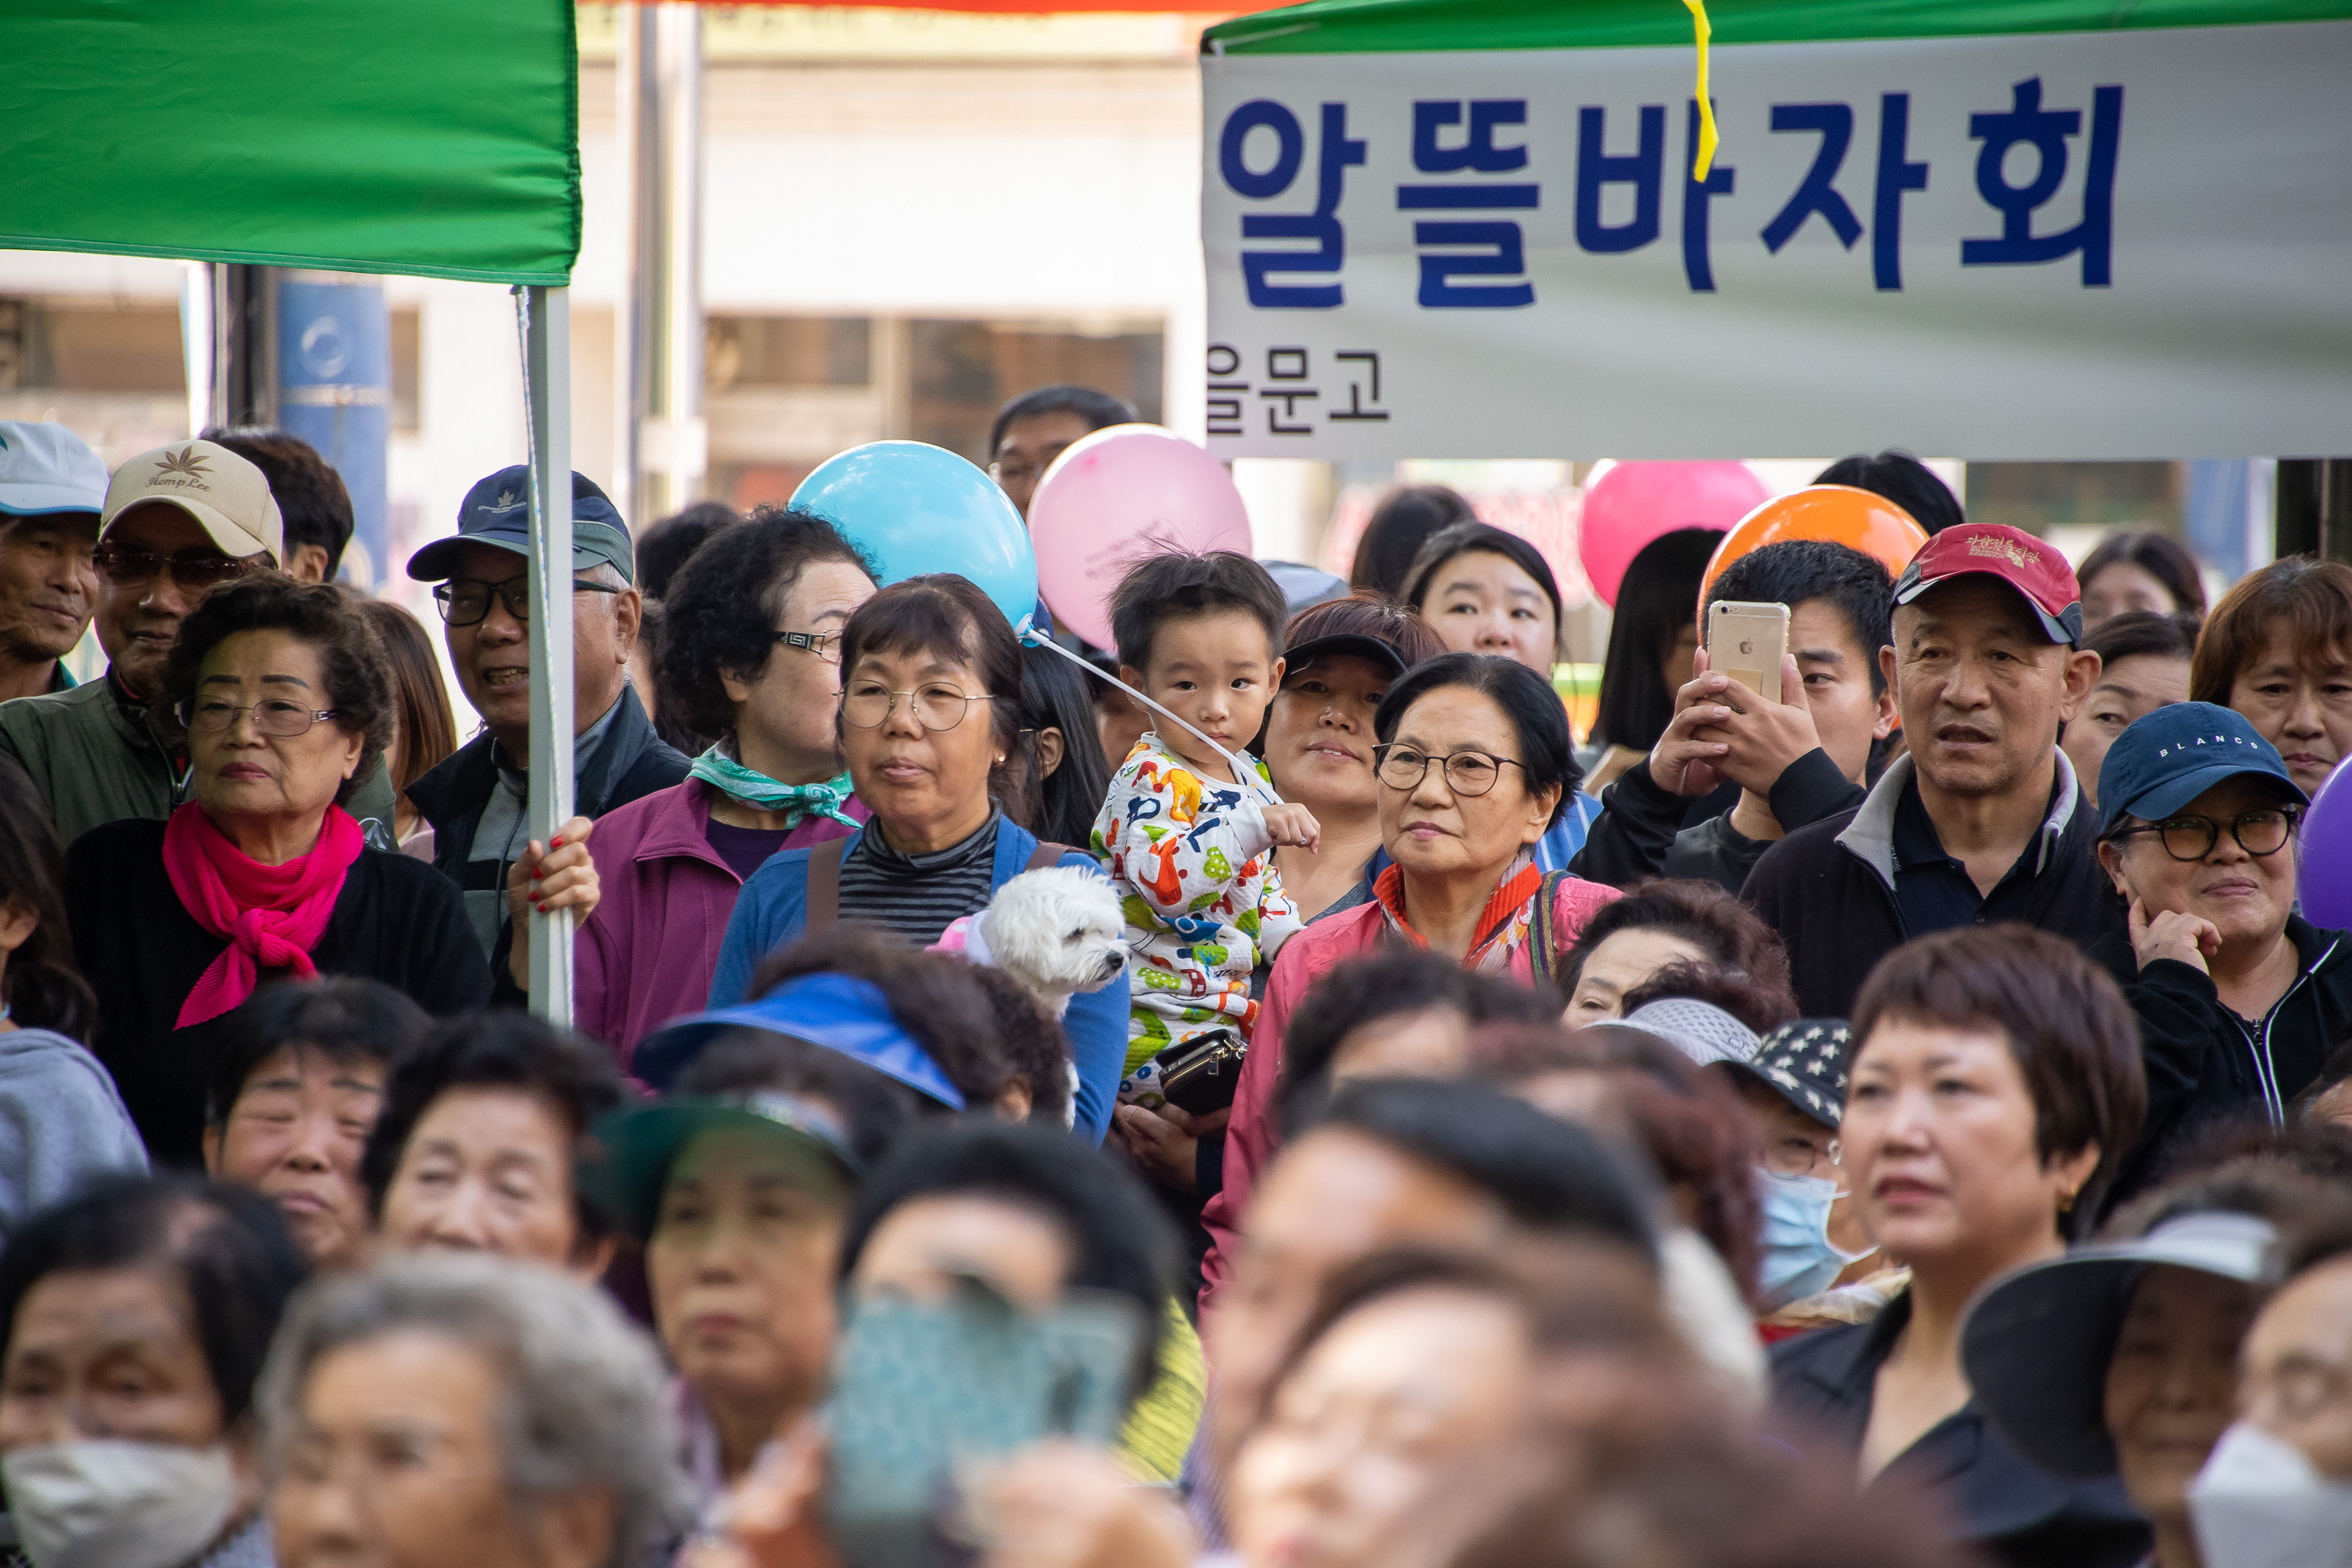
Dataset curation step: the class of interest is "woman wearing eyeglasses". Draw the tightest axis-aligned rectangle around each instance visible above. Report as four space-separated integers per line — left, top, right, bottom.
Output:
61 574 598 1166
1199 651 1619 1311
2090 701 2351 1211
705 574 1130 1141
574 508 876 1063
0 438 399 851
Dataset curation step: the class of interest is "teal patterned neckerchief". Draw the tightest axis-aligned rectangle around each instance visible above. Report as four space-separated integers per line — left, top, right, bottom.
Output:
690 745 859 830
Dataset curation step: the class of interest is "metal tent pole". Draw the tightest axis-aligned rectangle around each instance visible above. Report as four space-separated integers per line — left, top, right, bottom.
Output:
520 284 575 1025
616 2 705 525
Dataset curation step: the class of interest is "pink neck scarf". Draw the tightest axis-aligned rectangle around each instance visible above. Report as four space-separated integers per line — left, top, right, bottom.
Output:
161 803 365 1027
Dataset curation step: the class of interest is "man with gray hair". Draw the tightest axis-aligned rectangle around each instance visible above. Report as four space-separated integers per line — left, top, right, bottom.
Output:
261 1251 694 1568
405 466 688 958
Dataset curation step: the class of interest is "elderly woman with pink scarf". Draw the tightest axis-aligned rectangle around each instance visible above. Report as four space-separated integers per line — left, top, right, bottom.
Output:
1198 652 1618 1313
64 575 596 1167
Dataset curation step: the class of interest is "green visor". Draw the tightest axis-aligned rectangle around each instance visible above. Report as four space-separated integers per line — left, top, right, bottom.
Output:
581 1092 859 1239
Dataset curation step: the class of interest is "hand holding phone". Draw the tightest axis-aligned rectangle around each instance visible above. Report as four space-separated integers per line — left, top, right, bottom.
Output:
1706 601 1789 710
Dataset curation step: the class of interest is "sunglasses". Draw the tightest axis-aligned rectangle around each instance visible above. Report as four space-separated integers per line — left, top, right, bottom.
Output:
93 543 257 592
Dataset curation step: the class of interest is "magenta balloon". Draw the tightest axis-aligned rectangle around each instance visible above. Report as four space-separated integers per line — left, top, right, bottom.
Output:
2299 760 2352 928
1028 423 1254 650
1578 461 1769 608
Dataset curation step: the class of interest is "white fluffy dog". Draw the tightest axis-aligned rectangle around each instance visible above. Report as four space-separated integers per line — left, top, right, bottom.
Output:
934 866 1129 1018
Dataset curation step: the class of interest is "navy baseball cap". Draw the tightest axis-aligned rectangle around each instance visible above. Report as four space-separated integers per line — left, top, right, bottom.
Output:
1714 1018 1851 1132
406 466 635 583
2098 701 2308 835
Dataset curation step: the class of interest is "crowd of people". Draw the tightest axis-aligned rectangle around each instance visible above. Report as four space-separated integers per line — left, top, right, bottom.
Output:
0 397 2347 1568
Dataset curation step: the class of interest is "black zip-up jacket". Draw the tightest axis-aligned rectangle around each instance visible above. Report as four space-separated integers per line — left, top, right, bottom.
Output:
1565 764 1737 888
1771 1293 2151 1568
2093 915 2351 1209
408 683 689 884
1742 754 2121 1018
1568 747 1866 894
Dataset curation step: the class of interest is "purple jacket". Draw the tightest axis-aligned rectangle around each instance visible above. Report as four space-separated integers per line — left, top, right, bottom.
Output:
577 778 865 1067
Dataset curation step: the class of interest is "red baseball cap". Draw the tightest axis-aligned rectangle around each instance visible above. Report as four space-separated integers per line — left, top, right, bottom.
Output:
1891 522 2084 646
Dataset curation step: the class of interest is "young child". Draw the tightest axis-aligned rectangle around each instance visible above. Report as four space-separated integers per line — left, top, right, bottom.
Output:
1092 552 1320 1097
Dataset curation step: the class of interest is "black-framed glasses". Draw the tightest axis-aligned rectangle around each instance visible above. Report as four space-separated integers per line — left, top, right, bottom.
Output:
182 699 340 738
841 681 994 732
776 630 842 666
432 574 623 626
1372 743 1526 798
93 543 256 591
1762 1134 1843 1179
2108 808 2301 862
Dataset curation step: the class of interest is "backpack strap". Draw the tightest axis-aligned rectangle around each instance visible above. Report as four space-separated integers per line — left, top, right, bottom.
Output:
1528 869 1571 987
806 837 847 933
1026 841 1073 873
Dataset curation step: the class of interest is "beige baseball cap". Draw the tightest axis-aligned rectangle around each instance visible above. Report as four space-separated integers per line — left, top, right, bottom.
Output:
101 440 283 563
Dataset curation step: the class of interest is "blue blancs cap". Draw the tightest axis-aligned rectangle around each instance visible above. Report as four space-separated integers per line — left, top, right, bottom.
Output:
406 465 634 583
2097 701 2308 836
633 972 967 1108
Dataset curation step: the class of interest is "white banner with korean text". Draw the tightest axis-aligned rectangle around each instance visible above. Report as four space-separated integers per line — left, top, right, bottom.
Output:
1200 22 2352 460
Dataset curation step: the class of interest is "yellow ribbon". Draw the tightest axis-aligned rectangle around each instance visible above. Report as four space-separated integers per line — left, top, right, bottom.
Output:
1685 0 1718 180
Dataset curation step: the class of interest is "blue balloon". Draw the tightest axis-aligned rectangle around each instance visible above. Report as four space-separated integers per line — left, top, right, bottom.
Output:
791 442 1038 631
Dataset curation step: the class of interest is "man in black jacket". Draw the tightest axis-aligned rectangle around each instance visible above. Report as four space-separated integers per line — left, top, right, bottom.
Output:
406 466 688 959
1570 540 1898 893
2085 700 2350 1208
1745 523 2107 1016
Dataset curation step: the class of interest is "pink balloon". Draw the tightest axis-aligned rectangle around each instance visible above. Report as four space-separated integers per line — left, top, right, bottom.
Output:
1578 462 1769 608
1029 424 1254 650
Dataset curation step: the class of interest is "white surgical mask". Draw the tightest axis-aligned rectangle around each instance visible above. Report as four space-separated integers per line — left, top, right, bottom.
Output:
3 1440 241 1568
2189 1421 2352 1568
1754 1168 1869 1312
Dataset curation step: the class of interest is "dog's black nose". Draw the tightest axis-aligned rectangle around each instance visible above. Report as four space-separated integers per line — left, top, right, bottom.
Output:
1097 955 1125 982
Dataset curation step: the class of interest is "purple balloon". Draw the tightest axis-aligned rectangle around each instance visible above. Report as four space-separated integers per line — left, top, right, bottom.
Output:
2300 760 2352 928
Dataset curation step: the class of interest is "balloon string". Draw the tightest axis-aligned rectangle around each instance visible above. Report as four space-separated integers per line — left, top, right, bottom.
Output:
1685 0 1719 180
1019 624 1285 808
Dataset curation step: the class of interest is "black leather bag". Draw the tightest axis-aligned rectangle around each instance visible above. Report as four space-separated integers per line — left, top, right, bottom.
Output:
1146 1026 1246 1115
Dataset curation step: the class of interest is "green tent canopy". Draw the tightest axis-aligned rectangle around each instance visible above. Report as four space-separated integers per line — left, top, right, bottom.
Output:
0 0 580 284
1206 0 2352 54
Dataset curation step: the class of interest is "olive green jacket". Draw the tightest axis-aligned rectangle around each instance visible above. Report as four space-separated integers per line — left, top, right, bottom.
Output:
0 671 398 852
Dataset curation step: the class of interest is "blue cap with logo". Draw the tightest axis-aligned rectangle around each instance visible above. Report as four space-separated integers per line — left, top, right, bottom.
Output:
2097 701 2308 835
406 465 634 583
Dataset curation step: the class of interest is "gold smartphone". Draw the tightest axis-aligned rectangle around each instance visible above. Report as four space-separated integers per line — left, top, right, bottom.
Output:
1706 600 1790 709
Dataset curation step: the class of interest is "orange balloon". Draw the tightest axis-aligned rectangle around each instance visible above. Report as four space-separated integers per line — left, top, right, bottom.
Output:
1696 485 1930 615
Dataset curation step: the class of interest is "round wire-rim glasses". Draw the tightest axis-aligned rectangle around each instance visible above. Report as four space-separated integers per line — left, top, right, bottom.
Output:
841 682 994 732
1371 743 1525 798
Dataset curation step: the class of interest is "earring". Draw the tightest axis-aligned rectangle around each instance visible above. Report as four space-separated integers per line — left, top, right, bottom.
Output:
2058 1188 2078 1215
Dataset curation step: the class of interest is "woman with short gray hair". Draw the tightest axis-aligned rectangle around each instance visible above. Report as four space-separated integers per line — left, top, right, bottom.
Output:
261 1253 694 1568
